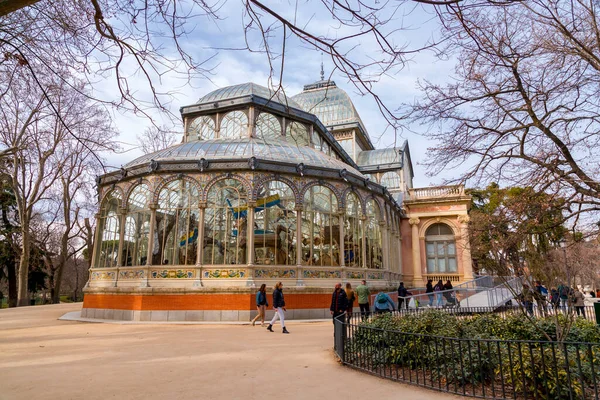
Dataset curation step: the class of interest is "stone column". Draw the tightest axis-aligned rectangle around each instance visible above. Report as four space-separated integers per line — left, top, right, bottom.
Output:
86 213 103 287
295 207 304 286
142 203 157 288
194 203 206 287
409 217 422 287
246 201 256 287
339 211 345 268
458 215 474 281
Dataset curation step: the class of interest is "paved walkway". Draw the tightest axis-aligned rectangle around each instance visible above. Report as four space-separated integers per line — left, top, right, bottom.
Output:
0 304 460 400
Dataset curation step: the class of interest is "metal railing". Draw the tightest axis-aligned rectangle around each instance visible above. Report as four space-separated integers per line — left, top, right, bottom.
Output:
334 315 600 399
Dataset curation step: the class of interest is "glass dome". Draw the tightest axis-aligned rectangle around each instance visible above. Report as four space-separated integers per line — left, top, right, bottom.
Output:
196 82 303 110
125 137 364 176
291 81 369 138
356 148 402 167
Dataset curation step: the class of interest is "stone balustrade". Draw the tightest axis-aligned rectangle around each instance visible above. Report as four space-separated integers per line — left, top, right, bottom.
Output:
406 185 465 200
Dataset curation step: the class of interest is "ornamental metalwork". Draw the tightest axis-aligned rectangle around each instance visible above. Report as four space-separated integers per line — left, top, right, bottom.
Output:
150 269 195 279
202 269 246 279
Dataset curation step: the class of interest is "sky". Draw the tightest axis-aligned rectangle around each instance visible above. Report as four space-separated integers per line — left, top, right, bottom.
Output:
101 0 460 188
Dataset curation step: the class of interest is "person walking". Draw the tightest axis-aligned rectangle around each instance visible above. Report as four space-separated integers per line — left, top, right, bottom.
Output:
573 287 586 318
267 282 289 334
330 283 348 324
550 287 560 310
558 283 569 310
425 279 434 307
443 280 453 305
374 290 395 314
521 284 534 316
345 283 356 321
251 283 268 326
397 282 409 310
434 280 444 307
355 280 370 320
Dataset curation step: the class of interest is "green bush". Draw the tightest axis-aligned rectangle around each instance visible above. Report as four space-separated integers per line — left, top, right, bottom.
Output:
346 310 600 399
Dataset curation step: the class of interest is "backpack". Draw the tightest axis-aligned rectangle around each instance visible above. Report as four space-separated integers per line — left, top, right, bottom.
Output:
376 293 388 305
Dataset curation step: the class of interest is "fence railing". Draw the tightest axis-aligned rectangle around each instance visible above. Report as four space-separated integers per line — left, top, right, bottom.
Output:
334 314 600 399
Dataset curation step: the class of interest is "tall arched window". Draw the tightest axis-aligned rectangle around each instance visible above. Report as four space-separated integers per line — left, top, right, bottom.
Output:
365 199 383 269
255 112 281 140
302 185 339 266
311 131 322 150
220 111 248 139
123 184 152 266
155 180 199 266
254 180 296 266
380 171 401 189
344 192 363 268
286 121 310 146
95 190 122 268
205 178 247 265
187 116 215 141
425 223 457 273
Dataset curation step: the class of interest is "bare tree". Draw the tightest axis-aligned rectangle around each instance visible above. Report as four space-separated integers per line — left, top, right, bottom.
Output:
137 125 179 155
410 0 600 224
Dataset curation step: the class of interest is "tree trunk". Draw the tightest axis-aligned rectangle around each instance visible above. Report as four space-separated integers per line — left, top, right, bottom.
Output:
52 259 65 304
17 236 30 306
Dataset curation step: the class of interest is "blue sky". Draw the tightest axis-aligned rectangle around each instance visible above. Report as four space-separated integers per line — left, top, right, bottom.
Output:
101 0 460 188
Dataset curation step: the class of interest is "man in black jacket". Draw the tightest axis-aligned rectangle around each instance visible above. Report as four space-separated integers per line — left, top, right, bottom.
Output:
330 283 348 324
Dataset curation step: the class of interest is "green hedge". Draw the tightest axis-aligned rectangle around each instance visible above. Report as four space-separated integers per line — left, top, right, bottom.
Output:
345 311 600 399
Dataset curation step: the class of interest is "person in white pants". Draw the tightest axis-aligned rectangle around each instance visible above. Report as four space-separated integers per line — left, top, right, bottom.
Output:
267 281 289 334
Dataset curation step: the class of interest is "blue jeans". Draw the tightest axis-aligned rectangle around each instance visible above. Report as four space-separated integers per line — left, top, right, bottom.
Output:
436 293 443 306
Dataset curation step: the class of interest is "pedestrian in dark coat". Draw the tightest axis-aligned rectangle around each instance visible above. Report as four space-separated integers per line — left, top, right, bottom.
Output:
330 283 348 324
267 281 289 334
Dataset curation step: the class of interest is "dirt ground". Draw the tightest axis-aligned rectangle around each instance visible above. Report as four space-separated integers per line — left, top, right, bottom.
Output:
0 304 459 400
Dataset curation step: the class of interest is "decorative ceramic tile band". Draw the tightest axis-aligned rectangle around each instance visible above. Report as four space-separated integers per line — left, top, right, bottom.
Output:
254 269 297 279
119 270 146 279
91 271 116 280
346 271 365 280
303 270 342 279
202 269 246 279
367 272 384 280
151 269 195 279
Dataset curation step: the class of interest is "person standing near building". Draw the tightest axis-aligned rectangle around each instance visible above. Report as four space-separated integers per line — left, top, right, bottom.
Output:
573 287 586 318
330 283 348 324
434 280 444 307
521 284 534 316
345 283 356 320
425 279 434 307
355 280 370 320
267 282 289 334
397 282 409 310
251 284 268 326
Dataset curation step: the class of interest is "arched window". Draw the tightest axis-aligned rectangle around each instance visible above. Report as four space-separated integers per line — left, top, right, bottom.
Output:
302 185 339 267
425 223 457 273
187 116 215 140
205 178 247 265
322 141 330 156
286 121 309 146
365 199 383 269
95 190 122 268
123 184 152 267
311 131 322 150
254 181 296 266
155 180 200 266
380 172 401 189
220 111 248 139
344 192 363 268
255 112 281 140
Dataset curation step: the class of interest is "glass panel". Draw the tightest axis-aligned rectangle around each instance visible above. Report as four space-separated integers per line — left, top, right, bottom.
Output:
438 258 446 272
220 111 248 139
255 112 281 140
254 180 296 266
427 258 436 273
380 172 401 189
303 186 339 267
448 257 457 272
286 121 309 146
123 184 152 266
205 178 248 265
338 139 353 157
344 193 362 268
155 180 200 266
437 242 445 256
187 116 215 141
426 242 435 257
365 199 382 269
95 190 123 268
447 242 456 256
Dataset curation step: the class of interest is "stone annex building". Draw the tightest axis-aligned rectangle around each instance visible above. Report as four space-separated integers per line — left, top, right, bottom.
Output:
82 78 474 321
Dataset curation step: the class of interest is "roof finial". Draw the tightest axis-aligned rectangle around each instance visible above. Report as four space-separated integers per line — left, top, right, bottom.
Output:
320 52 325 81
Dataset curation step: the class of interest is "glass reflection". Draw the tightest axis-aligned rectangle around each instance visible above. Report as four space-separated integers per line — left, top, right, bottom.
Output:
96 190 122 269
302 186 339 266
220 111 248 139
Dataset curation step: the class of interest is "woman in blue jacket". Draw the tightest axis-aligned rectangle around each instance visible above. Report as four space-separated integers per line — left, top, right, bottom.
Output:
251 284 268 326
267 281 289 334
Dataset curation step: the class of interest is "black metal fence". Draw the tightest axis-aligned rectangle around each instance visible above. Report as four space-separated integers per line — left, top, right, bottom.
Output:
334 315 600 399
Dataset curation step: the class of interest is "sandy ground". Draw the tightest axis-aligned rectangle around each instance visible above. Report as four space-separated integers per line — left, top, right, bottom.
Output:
0 304 459 400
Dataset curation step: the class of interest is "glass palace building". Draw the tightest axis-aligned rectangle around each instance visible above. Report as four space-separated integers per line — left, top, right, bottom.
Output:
82 80 474 321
